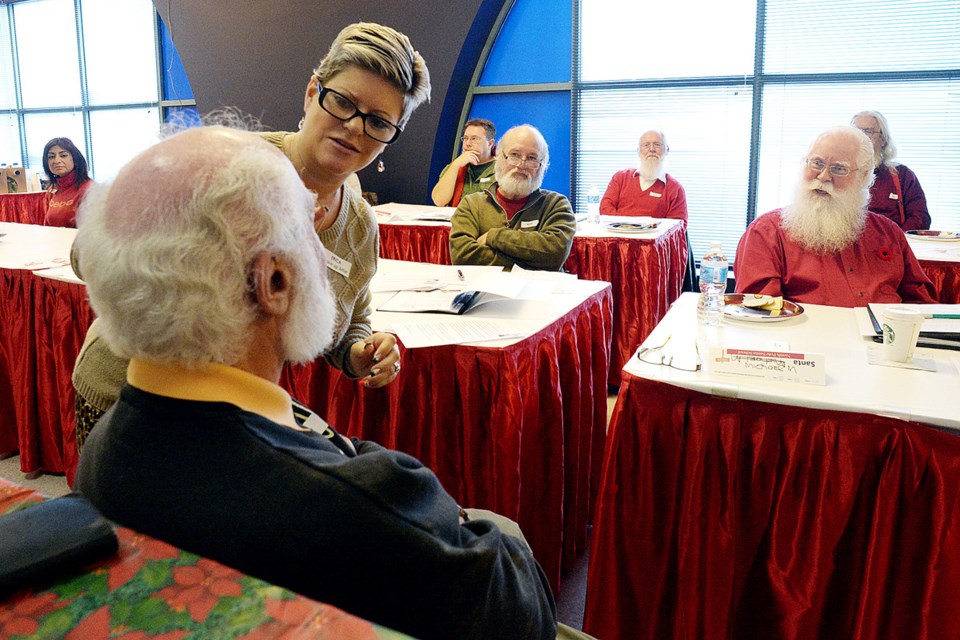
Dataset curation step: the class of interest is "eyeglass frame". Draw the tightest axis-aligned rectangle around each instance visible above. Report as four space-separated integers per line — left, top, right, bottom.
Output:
635 335 701 372
804 157 859 177
857 127 882 137
461 135 491 144
316 84 403 144
501 151 543 169
638 141 666 151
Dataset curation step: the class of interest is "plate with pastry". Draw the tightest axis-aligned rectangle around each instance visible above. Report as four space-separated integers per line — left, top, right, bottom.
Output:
603 221 660 234
723 293 804 322
906 230 960 241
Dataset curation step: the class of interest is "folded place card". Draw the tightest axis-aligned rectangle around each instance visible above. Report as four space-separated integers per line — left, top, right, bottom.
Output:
707 348 826 385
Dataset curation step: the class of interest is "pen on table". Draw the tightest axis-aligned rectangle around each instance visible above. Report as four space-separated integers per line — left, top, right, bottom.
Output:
457 269 465 281
923 313 960 319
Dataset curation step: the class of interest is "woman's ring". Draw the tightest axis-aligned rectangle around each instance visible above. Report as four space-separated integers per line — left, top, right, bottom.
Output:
392 362 401 374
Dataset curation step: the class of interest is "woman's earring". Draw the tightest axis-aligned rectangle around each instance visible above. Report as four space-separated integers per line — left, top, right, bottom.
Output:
377 157 385 173
298 117 305 131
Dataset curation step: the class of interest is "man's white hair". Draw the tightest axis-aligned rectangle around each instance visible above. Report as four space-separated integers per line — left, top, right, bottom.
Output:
807 126 877 188
76 127 330 367
851 109 897 169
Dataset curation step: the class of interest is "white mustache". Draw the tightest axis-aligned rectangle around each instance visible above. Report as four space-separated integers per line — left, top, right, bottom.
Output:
806 179 835 195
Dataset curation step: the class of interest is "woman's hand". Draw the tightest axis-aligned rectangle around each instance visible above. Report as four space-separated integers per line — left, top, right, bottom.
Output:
349 332 401 388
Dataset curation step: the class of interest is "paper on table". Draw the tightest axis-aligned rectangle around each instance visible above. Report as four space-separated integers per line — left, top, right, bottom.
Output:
20 257 71 271
370 264 503 293
375 202 456 222
32 264 83 284
392 318 525 348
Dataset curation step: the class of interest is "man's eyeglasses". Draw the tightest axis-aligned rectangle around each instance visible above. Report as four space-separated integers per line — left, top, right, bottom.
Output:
639 142 665 151
502 151 542 169
317 85 402 144
636 335 701 372
461 135 489 144
805 157 858 177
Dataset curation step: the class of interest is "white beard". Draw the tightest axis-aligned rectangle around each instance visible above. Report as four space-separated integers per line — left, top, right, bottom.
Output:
281 241 337 364
495 162 543 199
639 155 664 181
780 179 869 254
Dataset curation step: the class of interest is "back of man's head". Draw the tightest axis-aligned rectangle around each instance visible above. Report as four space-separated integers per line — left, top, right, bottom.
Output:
76 126 332 368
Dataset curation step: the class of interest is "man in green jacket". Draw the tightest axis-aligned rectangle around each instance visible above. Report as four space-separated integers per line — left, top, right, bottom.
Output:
450 124 575 271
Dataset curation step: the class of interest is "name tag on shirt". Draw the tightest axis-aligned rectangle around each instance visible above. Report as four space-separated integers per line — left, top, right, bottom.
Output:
325 248 352 278
520 219 539 229
889 193 899 200
479 177 492 183
649 192 663 198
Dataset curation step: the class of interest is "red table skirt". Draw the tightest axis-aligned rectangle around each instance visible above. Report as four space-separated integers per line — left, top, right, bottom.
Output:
282 286 613 591
0 192 47 225
920 259 960 304
379 223 687 386
0 269 93 484
585 375 960 640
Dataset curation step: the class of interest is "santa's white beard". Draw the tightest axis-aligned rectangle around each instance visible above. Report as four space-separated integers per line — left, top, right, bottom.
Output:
639 155 664 181
281 244 336 364
780 180 869 254
495 164 542 198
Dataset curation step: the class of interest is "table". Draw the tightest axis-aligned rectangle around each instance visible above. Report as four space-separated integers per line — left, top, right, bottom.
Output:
584 293 960 640
907 235 960 303
0 223 90 485
376 205 687 385
0 222 612 592
0 192 47 225
0 477 411 639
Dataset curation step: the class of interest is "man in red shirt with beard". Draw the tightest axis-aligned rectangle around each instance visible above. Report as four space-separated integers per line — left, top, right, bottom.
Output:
735 126 935 307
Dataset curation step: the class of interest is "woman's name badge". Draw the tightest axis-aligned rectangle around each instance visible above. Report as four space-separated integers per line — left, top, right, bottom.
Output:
889 193 899 200
520 219 539 229
325 248 352 278
649 192 663 198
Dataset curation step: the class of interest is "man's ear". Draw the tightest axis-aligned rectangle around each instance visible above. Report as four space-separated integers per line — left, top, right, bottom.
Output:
250 252 292 317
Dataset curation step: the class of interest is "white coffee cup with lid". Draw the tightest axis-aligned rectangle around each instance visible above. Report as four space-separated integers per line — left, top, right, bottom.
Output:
881 306 924 363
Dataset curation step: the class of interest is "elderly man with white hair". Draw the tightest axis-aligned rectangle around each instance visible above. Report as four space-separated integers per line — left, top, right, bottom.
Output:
73 126 561 640
735 126 935 307
599 129 688 221
852 109 931 231
449 124 576 271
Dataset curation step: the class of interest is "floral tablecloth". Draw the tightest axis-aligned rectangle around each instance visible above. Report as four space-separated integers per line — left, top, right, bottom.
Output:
0 479 410 640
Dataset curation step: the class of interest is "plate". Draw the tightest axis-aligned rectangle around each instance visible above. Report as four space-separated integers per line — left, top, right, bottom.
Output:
906 230 960 241
603 221 660 234
723 293 804 322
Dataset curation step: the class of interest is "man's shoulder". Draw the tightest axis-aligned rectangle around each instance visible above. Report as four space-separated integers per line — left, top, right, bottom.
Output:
528 188 572 212
751 208 785 227
865 210 907 234
664 172 685 188
612 168 639 180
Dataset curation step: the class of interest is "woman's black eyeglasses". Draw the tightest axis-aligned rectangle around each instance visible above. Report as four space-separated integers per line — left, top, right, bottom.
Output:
317 85 402 144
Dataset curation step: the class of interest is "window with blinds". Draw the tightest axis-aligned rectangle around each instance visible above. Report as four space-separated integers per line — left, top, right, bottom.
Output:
576 0 960 263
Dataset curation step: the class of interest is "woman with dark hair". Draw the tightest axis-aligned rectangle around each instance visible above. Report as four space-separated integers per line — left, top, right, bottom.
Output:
43 137 92 228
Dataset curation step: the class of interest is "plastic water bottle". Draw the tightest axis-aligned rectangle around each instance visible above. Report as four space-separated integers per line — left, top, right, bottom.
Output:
697 242 728 326
586 186 601 225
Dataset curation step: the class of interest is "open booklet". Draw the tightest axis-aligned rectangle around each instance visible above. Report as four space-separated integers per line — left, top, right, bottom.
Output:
865 303 960 351
377 270 534 315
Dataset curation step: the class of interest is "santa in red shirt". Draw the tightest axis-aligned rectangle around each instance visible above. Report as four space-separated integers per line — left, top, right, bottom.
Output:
735 126 935 307
599 129 687 222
